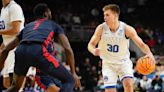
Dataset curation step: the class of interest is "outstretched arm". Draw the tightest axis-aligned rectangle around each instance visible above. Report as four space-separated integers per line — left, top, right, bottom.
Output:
58 34 75 73
58 34 81 88
125 25 155 63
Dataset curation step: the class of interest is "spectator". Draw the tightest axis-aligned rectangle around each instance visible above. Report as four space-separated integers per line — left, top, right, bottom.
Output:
152 75 163 92
139 75 152 92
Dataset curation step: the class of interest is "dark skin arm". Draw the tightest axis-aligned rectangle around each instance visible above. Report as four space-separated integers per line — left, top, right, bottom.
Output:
0 37 20 70
58 34 81 89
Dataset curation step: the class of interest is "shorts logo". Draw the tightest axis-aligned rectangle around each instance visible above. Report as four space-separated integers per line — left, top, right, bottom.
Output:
103 76 108 82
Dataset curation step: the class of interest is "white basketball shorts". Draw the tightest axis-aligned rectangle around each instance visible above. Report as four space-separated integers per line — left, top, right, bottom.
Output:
102 59 133 88
1 49 15 77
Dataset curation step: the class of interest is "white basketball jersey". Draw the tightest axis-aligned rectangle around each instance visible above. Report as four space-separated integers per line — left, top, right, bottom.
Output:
0 0 24 45
98 21 130 63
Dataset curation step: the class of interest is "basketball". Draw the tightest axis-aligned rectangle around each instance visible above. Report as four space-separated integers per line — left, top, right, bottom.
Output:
136 57 155 75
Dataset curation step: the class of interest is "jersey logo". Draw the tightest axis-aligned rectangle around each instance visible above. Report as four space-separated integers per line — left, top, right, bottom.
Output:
107 44 119 52
118 29 123 36
104 76 109 82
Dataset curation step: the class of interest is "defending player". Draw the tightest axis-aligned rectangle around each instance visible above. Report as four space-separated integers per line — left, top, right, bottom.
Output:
0 3 80 92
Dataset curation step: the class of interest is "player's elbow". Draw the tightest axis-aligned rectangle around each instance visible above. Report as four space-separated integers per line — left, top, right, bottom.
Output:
87 42 95 52
87 43 92 53
8 29 19 35
12 31 19 34
12 29 20 34
10 25 21 34
87 44 90 51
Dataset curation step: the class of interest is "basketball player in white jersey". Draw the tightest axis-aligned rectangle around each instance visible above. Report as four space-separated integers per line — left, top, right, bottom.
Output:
88 4 155 92
0 0 24 88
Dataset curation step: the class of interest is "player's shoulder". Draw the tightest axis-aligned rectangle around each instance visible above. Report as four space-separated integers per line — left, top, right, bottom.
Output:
38 19 57 27
49 20 58 25
125 24 135 32
47 20 64 30
93 23 104 36
45 19 56 25
120 21 135 31
96 22 104 30
8 1 22 9
124 23 137 37
27 20 36 26
22 21 37 30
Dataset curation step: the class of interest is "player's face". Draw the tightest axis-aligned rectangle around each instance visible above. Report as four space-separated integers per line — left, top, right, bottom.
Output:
103 9 117 23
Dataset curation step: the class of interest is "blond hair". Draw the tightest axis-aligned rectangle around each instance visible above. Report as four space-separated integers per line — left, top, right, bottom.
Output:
102 4 120 15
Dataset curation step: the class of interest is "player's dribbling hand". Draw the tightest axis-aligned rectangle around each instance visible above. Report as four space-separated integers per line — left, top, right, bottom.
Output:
72 73 81 89
93 48 100 56
144 52 156 64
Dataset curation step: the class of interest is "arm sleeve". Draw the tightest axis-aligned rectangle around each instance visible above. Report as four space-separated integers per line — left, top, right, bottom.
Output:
53 23 65 36
9 4 24 22
52 22 65 42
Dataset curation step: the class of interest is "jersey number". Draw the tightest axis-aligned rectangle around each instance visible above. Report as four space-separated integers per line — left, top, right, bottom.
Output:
107 44 119 52
0 20 5 30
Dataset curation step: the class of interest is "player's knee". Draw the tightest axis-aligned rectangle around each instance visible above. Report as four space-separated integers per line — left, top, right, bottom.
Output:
3 83 10 89
3 79 11 88
124 82 133 88
123 80 133 88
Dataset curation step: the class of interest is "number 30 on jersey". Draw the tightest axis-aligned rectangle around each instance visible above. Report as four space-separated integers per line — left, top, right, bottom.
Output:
107 44 119 52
